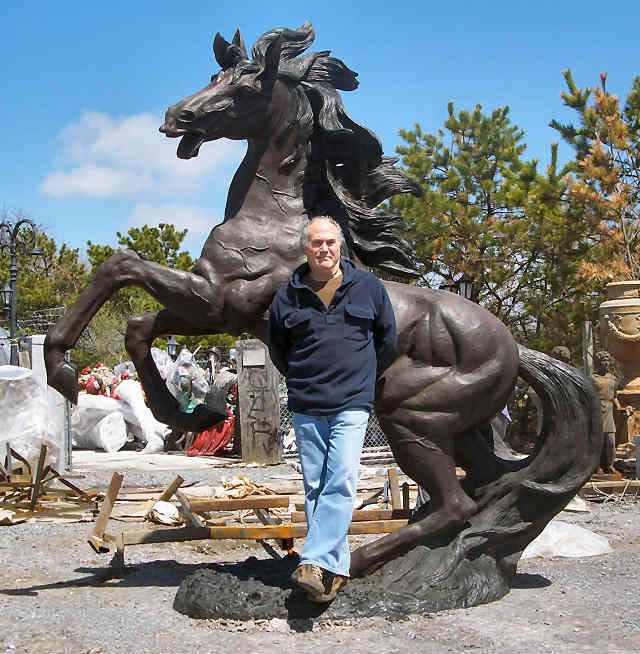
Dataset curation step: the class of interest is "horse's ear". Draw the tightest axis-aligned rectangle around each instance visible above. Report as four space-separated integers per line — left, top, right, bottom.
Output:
214 31 248 70
213 33 231 69
232 29 247 59
257 36 282 86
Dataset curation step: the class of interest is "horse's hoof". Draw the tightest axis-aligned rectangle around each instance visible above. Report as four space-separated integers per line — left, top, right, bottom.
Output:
48 361 79 404
184 404 227 432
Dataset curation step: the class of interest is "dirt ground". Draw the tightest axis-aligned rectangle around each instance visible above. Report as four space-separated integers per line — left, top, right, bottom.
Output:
1 462 639 654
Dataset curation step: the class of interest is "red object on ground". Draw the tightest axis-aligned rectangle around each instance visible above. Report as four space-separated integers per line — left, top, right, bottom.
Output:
186 409 235 456
187 382 237 457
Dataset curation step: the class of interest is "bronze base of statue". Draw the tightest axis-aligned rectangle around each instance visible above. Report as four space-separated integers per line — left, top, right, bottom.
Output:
174 545 512 620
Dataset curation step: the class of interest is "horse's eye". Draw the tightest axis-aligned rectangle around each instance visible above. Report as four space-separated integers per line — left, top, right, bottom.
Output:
179 110 196 122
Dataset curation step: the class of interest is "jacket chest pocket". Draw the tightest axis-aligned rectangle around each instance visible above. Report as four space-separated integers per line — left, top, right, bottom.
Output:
344 303 374 341
285 309 313 342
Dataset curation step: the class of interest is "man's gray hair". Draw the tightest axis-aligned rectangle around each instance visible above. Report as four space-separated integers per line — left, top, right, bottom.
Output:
300 216 346 249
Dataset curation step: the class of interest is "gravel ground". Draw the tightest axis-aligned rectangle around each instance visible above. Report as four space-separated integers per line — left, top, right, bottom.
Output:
1 462 639 654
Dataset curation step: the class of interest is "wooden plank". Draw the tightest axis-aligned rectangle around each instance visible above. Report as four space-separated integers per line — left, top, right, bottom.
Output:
290 509 412 523
29 444 48 511
113 531 125 572
188 495 290 512
139 475 184 519
7 475 32 485
388 468 401 510
582 480 640 489
254 507 293 550
88 472 124 553
157 476 185 501
9 447 32 476
175 490 203 528
121 519 409 546
41 466 93 499
349 519 408 535
402 482 410 510
4 443 11 480
122 526 222 545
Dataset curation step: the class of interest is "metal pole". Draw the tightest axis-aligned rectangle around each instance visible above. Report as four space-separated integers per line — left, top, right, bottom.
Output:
1 217 39 366
9 239 18 366
582 320 593 377
64 350 73 471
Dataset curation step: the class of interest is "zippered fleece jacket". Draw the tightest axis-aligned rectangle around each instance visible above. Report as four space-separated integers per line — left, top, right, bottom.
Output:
268 258 397 416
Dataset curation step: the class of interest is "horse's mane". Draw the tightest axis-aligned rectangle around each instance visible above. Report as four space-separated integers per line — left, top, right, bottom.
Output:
216 22 422 278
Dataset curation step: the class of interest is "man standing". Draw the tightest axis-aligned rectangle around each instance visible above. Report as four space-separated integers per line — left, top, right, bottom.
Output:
268 216 397 602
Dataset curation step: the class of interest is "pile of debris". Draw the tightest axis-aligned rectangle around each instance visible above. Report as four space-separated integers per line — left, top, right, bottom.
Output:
0 443 98 525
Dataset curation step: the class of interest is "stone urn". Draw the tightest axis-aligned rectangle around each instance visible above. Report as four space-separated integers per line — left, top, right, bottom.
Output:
599 280 640 446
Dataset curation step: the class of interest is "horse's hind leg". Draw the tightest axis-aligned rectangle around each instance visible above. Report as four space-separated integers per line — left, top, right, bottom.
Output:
124 309 224 432
350 408 477 577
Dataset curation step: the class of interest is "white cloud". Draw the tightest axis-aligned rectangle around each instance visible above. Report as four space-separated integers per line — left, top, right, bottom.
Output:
127 203 222 255
42 165 153 197
41 111 243 197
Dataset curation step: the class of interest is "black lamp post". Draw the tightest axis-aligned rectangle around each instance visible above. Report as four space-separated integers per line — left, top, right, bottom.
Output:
457 272 475 301
439 280 457 294
439 273 475 301
0 217 42 365
166 335 179 360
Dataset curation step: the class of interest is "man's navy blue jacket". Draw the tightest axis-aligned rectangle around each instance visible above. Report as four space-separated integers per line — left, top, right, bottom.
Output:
268 258 397 416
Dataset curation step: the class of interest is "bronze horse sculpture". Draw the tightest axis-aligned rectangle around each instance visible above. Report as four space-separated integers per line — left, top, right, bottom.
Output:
45 23 601 614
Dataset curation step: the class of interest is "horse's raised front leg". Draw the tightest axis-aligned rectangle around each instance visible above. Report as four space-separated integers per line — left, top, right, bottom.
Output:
124 309 227 432
45 249 222 404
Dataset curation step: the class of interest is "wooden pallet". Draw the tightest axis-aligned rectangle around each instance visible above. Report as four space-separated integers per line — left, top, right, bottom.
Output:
88 468 412 569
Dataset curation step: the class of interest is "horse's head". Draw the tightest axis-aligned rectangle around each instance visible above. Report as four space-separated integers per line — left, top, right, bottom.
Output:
160 29 284 158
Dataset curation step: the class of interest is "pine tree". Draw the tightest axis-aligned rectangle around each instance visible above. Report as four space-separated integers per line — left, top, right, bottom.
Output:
391 103 594 352
551 70 640 281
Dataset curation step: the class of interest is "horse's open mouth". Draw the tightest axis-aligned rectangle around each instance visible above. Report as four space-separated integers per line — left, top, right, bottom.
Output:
177 133 205 159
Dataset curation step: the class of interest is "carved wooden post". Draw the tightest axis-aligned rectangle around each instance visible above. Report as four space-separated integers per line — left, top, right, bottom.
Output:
235 339 282 464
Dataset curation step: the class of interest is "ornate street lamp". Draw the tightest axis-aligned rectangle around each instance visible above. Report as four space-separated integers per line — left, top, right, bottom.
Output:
166 335 179 360
1 281 11 313
457 272 475 301
439 280 457 294
439 273 475 301
0 217 41 365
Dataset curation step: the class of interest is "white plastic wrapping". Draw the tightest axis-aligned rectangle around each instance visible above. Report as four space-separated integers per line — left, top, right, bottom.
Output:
0 328 9 365
522 519 612 559
72 380 169 453
166 348 209 410
0 365 62 469
72 411 127 453
113 360 137 379
151 347 173 380
114 379 167 453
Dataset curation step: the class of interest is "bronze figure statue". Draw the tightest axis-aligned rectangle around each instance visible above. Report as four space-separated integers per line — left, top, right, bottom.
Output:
44 22 601 613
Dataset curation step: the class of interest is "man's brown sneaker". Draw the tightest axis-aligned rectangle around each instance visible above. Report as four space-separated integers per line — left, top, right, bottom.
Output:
291 564 325 596
307 572 348 603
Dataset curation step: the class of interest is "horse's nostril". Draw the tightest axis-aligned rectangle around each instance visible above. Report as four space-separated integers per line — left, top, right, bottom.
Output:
179 109 196 123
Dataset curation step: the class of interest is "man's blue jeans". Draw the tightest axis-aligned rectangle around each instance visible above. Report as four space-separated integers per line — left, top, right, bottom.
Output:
292 409 369 577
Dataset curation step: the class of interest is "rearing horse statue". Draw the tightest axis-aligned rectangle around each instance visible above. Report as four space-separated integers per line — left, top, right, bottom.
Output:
45 22 601 604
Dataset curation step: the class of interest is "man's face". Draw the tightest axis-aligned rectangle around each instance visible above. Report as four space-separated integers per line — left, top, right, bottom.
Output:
305 219 341 279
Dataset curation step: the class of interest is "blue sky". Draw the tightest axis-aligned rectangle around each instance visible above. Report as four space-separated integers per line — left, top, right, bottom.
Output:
2 0 639 259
